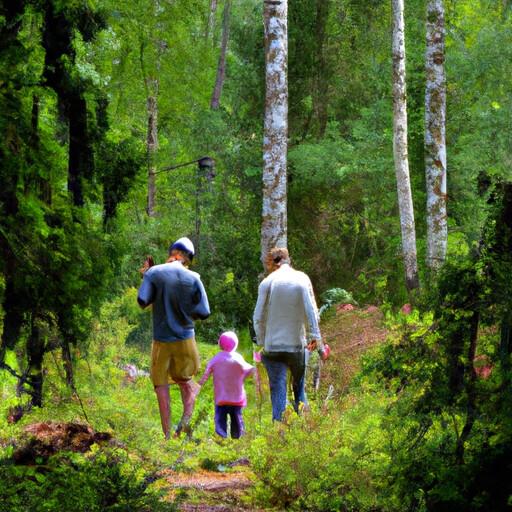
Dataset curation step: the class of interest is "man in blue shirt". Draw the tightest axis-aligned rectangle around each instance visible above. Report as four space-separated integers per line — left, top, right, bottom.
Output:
138 237 210 439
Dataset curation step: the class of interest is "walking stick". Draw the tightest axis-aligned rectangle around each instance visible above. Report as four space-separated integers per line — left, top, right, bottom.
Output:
253 349 263 425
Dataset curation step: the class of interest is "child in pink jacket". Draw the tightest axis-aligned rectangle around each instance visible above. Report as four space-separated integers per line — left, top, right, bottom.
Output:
198 331 255 438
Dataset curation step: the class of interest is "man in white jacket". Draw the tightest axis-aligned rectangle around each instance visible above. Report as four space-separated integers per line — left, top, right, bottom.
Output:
253 247 325 421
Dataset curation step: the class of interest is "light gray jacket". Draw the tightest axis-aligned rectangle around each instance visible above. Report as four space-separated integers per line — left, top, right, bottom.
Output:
253 264 322 352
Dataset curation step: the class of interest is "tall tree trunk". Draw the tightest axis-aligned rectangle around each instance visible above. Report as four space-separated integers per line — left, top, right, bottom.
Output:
210 0 231 110
261 0 288 268
142 0 162 217
30 94 40 148
42 3 92 208
68 94 91 207
391 0 419 291
61 339 75 389
27 314 45 407
425 0 447 273
146 88 158 217
0 279 24 365
30 94 52 205
314 0 330 137
495 184 512 364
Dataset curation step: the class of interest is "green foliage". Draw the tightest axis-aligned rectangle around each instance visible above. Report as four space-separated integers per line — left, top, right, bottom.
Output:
250 396 399 512
0 0 127 408
0 448 173 512
248 184 512 511
97 137 145 223
319 287 358 317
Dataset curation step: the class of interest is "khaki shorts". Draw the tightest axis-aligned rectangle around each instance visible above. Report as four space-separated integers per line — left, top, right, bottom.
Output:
151 338 200 386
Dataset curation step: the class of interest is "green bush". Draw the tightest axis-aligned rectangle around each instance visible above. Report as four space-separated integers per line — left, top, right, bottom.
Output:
249 397 396 512
319 287 358 316
0 447 174 512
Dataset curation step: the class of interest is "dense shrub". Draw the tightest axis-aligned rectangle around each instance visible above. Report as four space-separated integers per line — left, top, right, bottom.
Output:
0 447 174 512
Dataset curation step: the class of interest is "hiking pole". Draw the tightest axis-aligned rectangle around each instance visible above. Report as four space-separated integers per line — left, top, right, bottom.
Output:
253 349 263 426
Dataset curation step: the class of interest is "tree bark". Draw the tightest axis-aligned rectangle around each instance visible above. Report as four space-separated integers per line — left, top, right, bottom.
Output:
210 0 231 110
391 0 419 291
261 0 288 268
27 315 45 407
68 94 91 207
30 94 40 148
61 339 75 389
425 0 447 273
42 3 92 208
146 90 158 217
29 94 51 204
142 0 162 217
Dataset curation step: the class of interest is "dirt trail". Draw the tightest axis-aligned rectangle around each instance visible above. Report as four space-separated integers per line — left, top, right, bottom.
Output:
162 307 389 511
160 466 257 512
320 305 389 395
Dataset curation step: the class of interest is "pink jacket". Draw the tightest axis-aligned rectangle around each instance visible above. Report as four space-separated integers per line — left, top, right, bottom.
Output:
199 332 254 406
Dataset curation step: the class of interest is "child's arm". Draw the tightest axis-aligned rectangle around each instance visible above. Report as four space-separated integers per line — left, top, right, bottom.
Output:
243 362 255 377
198 369 211 387
238 354 255 379
198 361 213 387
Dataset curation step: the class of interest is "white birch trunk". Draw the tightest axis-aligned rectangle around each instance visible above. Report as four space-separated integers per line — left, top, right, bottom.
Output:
261 0 288 268
425 0 447 272
392 0 419 290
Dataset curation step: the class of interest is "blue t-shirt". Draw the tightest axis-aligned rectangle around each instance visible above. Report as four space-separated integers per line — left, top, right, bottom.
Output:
137 261 210 342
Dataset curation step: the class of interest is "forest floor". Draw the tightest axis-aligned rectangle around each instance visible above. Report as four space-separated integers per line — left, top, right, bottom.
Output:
159 306 390 511
6 306 390 511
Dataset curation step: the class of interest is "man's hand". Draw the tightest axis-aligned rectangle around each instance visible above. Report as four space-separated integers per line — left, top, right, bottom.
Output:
139 255 154 276
306 340 318 351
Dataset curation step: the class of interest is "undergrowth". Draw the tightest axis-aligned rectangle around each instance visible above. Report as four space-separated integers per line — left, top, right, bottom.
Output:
3 284 509 511
0 287 272 510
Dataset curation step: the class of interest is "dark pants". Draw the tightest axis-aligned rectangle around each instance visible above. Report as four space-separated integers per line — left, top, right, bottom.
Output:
215 405 245 438
262 350 306 421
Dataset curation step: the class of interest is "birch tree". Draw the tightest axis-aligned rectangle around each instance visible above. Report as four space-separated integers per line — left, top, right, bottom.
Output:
261 0 288 268
145 83 158 217
425 0 447 272
391 0 419 290
141 0 162 217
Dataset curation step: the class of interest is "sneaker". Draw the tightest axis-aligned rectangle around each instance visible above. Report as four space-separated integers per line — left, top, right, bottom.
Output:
174 420 192 438
175 380 200 438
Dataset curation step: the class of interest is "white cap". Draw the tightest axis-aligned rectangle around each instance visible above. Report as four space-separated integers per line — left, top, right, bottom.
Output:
169 237 195 259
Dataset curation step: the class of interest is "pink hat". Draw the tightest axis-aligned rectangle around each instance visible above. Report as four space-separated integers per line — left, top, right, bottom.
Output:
218 331 238 352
